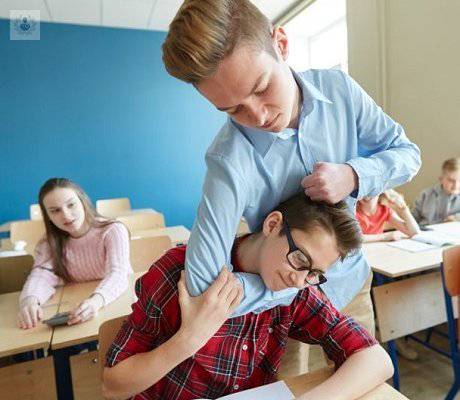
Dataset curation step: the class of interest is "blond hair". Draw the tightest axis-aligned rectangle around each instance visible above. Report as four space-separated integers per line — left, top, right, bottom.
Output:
442 157 460 173
162 0 275 84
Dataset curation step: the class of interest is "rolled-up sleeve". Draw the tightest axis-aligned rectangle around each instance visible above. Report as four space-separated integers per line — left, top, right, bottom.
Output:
288 287 377 369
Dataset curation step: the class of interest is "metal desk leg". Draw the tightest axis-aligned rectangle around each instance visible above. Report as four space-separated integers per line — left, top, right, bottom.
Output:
373 272 400 390
441 263 460 400
387 340 400 390
52 347 74 400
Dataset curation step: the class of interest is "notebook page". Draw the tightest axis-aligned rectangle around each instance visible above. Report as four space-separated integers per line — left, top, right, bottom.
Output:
196 381 295 400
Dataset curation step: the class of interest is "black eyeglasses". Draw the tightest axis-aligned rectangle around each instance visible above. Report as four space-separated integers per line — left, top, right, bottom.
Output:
284 219 327 286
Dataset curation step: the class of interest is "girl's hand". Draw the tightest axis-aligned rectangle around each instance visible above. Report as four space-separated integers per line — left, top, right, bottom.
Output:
68 293 104 325
382 189 407 210
384 231 407 241
177 267 243 353
17 296 43 329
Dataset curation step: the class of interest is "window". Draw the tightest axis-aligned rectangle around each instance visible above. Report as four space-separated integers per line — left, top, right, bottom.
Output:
284 0 348 72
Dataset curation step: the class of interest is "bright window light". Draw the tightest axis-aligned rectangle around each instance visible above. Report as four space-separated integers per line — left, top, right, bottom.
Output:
284 0 348 72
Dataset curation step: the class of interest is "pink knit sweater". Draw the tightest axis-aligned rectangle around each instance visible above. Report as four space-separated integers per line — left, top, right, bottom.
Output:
20 222 132 306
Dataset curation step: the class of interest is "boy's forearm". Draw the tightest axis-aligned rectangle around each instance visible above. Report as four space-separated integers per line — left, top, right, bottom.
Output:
296 345 394 400
102 330 196 400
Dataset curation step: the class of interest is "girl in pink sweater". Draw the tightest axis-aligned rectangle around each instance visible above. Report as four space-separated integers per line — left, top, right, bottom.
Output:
17 178 132 329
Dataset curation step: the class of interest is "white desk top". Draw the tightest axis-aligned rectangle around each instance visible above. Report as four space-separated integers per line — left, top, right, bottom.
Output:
0 289 62 357
364 222 460 278
51 274 137 350
286 367 409 399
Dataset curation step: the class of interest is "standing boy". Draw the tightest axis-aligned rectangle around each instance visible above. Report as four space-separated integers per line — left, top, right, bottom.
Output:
161 0 421 370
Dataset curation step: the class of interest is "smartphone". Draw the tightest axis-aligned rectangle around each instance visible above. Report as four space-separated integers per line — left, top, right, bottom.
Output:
43 311 71 327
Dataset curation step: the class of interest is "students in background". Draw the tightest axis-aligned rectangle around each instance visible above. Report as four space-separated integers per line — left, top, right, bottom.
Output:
412 157 460 225
103 194 393 400
17 178 132 329
356 189 420 243
356 189 420 360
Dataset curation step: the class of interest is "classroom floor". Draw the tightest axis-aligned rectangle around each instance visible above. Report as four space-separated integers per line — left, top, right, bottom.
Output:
308 324 459 399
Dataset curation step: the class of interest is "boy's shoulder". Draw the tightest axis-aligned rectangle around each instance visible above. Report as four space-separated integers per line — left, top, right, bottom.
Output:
134 246 186 311
417 184 442 199
206 119 259 165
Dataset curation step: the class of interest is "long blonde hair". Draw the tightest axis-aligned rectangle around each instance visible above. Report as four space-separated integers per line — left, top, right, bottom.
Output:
38 178 115 283
162 0 276 84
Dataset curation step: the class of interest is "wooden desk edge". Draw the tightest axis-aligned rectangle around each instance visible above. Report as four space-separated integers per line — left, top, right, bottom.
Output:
0 340 50 358
371 262 440 278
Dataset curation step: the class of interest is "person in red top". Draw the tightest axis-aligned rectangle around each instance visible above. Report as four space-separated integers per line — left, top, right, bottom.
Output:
103 193 393 400
356 189 420 242
356 189 420 361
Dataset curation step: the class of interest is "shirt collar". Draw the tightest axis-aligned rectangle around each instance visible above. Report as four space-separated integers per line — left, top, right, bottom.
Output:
231 69 332 156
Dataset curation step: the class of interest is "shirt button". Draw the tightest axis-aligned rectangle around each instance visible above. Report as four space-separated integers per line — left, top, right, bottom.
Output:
242 344 248 351
268 327 273 334
233 384 239 390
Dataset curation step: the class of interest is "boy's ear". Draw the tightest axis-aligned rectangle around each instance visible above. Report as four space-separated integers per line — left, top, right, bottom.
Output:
271 26 289 61
262 211 284 236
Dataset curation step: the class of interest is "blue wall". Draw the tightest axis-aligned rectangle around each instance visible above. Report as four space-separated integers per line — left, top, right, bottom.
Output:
0 19 225 229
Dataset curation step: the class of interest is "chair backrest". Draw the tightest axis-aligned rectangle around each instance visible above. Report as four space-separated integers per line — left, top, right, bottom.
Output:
98 316 127 376
0 255 34 294
10 220 46 254
443 245 460 297
117 212 165 234
96 198 131 218
29 204 43 220
130 236 172 272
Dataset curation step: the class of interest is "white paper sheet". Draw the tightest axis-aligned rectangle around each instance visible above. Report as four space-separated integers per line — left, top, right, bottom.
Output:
196 381 295 400
387 239 437 253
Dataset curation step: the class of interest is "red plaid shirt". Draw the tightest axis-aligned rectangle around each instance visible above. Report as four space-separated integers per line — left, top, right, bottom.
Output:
106 243 377 400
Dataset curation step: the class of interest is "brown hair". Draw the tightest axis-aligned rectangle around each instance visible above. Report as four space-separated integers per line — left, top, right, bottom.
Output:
268 193 362 260
442 157 460 173
38 178 117 283
162 0 276 84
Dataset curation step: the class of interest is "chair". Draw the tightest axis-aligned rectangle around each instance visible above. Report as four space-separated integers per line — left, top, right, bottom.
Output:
29 204 43 220
98 316 127 377
441 245 460 400
130 236 172 272
96 198 131 218
116 212 165 234
0 255 34 294
10 220 46 254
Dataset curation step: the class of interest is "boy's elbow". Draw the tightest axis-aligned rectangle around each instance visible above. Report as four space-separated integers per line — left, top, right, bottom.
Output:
101 368 125 400
379 346 395 381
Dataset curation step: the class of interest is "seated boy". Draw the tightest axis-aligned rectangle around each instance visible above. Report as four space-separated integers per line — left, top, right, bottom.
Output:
102 193 393 400
412 157 460 225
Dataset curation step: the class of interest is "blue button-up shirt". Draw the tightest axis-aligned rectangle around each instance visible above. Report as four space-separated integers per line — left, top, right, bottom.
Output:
185 69 421 316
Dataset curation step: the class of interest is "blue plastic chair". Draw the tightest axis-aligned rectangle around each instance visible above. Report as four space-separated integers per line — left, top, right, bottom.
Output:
441 245 460 400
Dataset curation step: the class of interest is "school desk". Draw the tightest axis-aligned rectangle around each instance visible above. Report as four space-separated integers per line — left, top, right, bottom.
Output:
0 288 62 357
286 367 409 399
51 275 137 350
50 273 141 400
363 221 460 390
130 225 191 246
